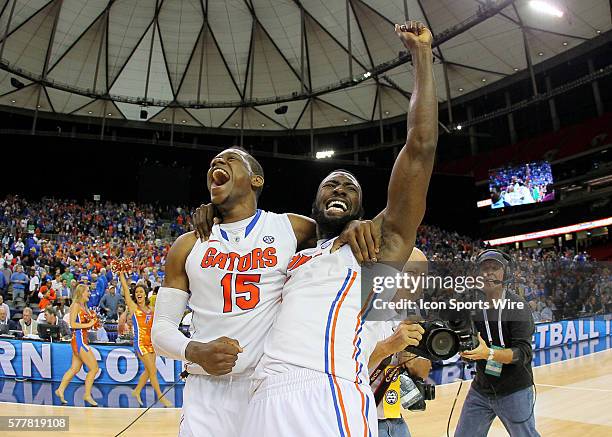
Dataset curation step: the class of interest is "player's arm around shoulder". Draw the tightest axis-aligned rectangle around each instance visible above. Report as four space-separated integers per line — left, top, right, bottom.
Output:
288 214 381 263
287 214 317 250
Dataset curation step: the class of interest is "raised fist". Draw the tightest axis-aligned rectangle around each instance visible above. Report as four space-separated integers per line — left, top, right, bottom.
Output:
395 21 433 50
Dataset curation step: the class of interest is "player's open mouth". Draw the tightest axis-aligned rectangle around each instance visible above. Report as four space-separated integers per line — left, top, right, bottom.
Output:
211 167 230 188
325 199 349 213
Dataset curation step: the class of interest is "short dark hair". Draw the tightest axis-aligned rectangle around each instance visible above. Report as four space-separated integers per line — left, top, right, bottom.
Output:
329 169 359 182
232 146 264 199
45 306 57 317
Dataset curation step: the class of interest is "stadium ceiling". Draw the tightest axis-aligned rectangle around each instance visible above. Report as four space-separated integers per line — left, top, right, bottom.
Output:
0 0 609 131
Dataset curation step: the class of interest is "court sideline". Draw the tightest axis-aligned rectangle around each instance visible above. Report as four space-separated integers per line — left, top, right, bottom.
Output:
1 348 610 436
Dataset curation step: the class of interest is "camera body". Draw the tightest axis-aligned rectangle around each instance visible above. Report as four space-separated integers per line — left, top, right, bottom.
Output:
399 371 436 411
406 318 479 361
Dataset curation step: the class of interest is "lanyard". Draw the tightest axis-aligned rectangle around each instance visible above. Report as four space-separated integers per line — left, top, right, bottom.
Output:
483 290 505 348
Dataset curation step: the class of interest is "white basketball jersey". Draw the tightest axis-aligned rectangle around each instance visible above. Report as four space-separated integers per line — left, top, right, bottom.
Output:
255 238 383 384
185 210 297 375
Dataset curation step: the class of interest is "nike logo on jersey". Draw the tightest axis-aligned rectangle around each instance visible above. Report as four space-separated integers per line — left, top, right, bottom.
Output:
200 247 278 272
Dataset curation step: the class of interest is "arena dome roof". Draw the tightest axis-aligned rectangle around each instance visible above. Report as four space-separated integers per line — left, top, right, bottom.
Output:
0 0 609 131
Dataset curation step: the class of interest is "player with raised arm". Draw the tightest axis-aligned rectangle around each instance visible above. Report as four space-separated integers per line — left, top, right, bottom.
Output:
151 146 378 436
240 21 437 436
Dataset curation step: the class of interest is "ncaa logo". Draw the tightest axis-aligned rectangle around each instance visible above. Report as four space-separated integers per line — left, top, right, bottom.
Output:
385 390 399 405
321 240 332 249
263 235 275 244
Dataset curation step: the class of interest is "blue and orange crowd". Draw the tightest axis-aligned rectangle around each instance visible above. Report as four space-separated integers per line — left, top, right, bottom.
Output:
0 195 610 338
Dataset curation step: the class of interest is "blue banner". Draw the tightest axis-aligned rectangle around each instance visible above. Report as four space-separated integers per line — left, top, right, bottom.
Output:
0 378 184 408
532 317 612 349
1 317 611 387
0 339 184 385
430 335 612 386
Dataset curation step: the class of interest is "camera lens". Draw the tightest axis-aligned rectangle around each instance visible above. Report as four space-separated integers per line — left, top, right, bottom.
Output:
428 329 458 359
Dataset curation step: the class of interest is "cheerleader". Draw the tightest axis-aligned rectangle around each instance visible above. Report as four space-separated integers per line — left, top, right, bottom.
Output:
116 262 171 407
55 284 99 406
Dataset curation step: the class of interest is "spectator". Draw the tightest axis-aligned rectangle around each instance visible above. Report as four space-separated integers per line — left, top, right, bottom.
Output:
540 301 553 322
117 304 132 337
0 295 9 323
603 294 612 313
28 268 40 298
55 297 68 319
51 273 62 292
93 326 109 342
9 265 28 300
57 279 70 299
529 300 542 323
61 268 74 285
584 296 602 315
68 279 77 299
149 285 159 309
38 280 56 310
99 284 124 321
0 307 17 333
13 238 24 256
0 260 11 296
42 307 71 339
19 307 37 336
87 280 101 308
0 267 6 299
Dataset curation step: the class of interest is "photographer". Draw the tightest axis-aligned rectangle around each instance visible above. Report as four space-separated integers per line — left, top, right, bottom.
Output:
368 248 431 437
369 321 427 437
456 250 539 437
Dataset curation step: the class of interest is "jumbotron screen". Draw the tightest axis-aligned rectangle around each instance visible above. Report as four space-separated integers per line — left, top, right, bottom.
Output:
488 161 554 209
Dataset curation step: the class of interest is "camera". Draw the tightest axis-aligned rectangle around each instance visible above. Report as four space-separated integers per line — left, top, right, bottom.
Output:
406 318 479 361
399 372 435 411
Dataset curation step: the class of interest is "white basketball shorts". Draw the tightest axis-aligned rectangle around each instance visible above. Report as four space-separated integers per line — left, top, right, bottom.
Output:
179 373 252 437
240 367 377 437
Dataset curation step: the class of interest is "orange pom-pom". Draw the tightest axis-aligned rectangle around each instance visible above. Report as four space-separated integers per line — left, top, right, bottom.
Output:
110 258 132 274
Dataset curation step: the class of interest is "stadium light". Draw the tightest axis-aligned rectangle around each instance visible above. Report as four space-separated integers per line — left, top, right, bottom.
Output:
456 124 462 130
363 71 372 79
316 150 335 159
529 1 564 18
484 217 612 246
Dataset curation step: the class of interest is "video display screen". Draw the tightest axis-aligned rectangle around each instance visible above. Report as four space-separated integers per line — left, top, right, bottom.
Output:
489 162 554 209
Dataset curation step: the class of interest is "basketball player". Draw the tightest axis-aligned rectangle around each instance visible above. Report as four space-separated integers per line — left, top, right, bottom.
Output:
55 284 99 406
151 147 377 436
240 21 437 436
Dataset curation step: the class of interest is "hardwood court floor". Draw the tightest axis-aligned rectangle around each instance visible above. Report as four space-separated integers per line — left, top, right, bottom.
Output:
2 349 611 436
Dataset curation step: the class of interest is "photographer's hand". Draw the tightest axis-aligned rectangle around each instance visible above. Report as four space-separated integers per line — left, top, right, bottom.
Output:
368 322 424 370
460 333 490 361
399 351 432 379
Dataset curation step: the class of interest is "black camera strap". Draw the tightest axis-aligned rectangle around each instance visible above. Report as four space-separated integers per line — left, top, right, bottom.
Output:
371 356 404 406
369 355 392 385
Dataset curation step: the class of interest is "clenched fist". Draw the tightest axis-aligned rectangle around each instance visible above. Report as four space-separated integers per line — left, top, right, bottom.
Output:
185 336 243 376
395 21 433 50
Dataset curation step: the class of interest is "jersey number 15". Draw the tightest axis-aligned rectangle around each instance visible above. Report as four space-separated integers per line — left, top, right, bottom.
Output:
221 273 261 313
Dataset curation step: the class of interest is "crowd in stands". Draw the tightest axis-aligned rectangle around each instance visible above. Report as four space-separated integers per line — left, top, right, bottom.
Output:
0 195 610 343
